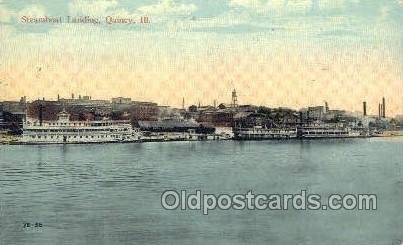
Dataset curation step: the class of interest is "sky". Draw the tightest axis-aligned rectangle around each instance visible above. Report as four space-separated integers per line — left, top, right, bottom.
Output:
0 0 402 116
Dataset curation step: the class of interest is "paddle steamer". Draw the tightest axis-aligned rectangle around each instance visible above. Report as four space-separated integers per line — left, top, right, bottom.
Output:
297 124 363 138
233 126 298 140
20 110 140 144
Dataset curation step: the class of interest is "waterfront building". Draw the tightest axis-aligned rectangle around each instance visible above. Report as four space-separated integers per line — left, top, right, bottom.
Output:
0 97 26 113
307 106 326 121
58 94 110 106
136 119 215 134
112 97 132 104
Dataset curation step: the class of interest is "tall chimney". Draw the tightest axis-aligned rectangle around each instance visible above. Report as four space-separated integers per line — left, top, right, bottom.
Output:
363 101 367 116
72 93 74 99
382 97 386 118
378 103 381 119
57 94 60 101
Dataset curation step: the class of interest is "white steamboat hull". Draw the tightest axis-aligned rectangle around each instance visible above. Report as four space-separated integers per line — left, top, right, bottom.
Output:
299 133 361 139
298 128 362 139
233 128 298 140
20 133 140 144
20 114 141 144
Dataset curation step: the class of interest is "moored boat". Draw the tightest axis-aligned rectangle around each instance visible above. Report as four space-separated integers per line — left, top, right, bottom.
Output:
233 126 297 140
297 125 363 139
20 110 141 144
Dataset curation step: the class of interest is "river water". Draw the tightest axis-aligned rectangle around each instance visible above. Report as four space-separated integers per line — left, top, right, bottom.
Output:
0 138 402 245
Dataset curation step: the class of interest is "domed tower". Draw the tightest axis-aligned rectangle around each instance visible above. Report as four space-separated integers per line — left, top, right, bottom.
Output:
231 89 238 108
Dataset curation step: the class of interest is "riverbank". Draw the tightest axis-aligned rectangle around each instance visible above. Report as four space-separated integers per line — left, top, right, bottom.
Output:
0 134 18 144
2 130 403 145
376 130 403 137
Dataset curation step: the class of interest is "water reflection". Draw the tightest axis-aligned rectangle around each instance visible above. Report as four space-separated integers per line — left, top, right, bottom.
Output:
0 139 402 245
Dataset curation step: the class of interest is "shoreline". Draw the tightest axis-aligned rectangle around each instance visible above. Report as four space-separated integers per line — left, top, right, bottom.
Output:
2 133 403 145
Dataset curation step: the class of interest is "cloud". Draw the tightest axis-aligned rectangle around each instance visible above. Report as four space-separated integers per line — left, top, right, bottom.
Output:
18 4 46 16
229 0 284 11
137 0 197 15
0 5 14 22
68 0 119 16
229 0 313 14
286 0 312 13
68 0 198 20
316 0 347 11
229 0 267 8
0 4 46 23
228 0 370 14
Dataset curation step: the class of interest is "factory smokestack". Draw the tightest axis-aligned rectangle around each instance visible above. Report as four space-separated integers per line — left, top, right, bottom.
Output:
363 101 367 116
378 103 381 119
382 97 386 118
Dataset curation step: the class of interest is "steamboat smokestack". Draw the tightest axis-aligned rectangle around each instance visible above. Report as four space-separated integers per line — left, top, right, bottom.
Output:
382 97 386 118
363 101 367 116
39 103 43 126
299 111 303 124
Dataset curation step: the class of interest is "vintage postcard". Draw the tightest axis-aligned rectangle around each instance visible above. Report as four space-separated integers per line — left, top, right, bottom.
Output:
0 0 402 244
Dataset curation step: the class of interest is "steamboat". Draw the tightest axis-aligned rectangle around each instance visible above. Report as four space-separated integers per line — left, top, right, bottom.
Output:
20 110 141 144
297 124 363 139
233 126 298 140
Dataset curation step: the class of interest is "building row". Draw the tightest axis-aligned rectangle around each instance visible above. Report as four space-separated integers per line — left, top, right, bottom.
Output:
0 92 397 135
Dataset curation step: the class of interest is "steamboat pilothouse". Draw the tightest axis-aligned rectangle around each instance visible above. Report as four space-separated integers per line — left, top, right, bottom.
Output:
20 110 141 144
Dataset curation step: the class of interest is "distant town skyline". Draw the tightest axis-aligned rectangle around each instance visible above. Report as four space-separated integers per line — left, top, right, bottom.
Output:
0 93 398 119
0 0 402 116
